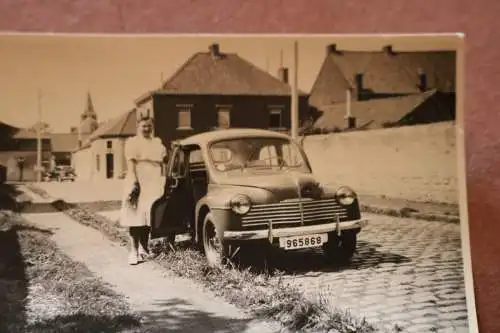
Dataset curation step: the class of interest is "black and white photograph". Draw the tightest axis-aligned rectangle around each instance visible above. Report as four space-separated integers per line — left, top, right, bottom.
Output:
0 34 474 333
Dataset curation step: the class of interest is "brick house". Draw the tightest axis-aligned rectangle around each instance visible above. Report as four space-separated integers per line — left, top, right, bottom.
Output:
72 109 136 181
0 121 51 181
135 43 309 147
307 44 456 131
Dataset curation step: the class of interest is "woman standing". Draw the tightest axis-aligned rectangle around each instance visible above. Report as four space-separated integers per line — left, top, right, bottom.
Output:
120 112 167 265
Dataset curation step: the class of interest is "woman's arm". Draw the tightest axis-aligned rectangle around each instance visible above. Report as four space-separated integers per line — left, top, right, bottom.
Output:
127 158 139 183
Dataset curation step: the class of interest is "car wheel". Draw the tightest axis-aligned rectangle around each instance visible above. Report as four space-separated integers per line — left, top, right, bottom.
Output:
323 230 357 265
165 233 176 249
202 213 230 268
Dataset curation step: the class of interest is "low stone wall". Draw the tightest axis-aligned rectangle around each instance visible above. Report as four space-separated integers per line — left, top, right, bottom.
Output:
302 122 458 204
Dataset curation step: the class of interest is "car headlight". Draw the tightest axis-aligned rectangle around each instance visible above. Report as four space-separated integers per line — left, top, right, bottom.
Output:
230 194 252 215
336 186 357 206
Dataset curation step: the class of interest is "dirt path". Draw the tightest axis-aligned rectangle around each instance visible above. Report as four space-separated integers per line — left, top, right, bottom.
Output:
22 212 281 333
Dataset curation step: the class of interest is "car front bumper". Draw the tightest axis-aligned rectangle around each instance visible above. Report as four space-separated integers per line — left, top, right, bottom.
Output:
223 218 368 241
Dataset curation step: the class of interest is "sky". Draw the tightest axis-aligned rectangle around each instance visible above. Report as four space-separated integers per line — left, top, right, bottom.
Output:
0 34 459 132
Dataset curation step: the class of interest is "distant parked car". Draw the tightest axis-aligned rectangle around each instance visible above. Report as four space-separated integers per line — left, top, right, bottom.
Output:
43 169 59 182
57 166 76 182
44 166 75 182
151 128 368 267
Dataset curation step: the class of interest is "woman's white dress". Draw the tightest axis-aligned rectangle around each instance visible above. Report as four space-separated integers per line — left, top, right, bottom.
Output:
120 135 167 227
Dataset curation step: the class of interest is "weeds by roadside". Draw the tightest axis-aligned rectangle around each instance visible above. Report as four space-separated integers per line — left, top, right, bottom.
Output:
40 195 399 333
0 211 142 333
360 204 460 223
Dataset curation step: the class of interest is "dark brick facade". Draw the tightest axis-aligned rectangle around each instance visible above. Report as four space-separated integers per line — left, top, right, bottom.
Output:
150 93 310 147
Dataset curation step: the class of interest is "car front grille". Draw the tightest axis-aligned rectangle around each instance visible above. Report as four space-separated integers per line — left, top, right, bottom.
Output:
241 198 349 229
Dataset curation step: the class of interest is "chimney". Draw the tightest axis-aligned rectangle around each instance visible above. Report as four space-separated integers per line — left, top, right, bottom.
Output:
418 68 428 91
277 67 289 83
70 127 77 133
354 73 364 99
209 43 221 58
326 43 339 55
345 88 356 129
346 116 356 129
383 45 395 55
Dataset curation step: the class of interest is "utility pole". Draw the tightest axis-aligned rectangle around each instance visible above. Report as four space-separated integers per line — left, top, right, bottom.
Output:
291 40 299 140
36 89 43 182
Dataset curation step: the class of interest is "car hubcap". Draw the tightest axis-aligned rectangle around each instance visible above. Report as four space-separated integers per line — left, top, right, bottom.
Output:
205 221 223 265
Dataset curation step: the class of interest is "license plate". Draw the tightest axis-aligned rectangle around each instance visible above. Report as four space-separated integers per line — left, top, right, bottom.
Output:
279 233 328 250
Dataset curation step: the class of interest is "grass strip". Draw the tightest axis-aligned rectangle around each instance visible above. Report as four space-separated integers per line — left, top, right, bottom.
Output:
0 210 142 333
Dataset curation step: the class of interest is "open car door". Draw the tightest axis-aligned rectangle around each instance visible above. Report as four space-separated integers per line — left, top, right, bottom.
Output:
150 145 191 239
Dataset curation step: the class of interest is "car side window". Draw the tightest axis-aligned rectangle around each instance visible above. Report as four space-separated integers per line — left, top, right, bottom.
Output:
170 148 186 177
188 147 205 172
188 148 203 164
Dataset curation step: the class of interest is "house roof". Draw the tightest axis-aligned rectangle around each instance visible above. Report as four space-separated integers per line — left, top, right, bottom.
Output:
0 121 50 140
75 109 137 151
309 49 456 108
312 90 452 131
136 45 307 104
50 133 80 153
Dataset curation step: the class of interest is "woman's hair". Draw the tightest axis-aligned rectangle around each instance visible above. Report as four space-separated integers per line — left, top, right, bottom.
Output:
137 108 154 124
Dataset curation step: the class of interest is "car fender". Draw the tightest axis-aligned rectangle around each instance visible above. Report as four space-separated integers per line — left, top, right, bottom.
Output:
194 191 235 244
194 185 273 243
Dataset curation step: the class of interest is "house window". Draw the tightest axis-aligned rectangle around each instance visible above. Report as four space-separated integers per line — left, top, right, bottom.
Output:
269 108 283 129
217 107 231 129
106 140 112 149
177 106 192 129
96 154 100 172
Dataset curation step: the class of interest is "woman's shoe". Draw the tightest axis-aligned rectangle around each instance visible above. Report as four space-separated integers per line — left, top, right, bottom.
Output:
138 246 150 262
128 252 138 265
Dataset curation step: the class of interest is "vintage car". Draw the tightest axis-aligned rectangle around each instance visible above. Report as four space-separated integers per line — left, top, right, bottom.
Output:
57 166 76 182
42 169 59 182
44 166 75 182
151 128 368 267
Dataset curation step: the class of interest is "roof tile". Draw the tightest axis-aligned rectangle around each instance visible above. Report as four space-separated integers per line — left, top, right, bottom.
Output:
50 133 80 152
310 50 456 108
137 47 307 101
313 90 454 131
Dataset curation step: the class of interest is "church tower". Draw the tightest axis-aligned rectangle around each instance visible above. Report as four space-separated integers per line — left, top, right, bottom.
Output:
79 91 99 135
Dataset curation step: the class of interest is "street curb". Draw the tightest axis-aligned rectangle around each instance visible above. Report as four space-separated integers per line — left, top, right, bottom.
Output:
360 204 461 223
2 184 121 214
14 184 461 223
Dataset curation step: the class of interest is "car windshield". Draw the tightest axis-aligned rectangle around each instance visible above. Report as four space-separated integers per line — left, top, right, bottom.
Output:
208 137 311 173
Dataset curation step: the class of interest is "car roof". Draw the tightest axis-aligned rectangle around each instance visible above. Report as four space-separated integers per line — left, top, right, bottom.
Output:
179 128 292 146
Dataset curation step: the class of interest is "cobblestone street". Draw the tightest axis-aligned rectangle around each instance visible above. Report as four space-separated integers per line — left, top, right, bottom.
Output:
272 213 468 333
19 182 471 332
